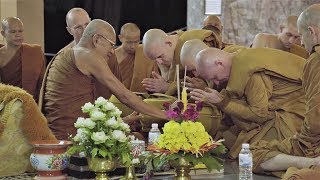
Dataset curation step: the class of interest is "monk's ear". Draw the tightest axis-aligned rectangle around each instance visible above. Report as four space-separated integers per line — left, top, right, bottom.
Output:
92 34 100 47
0 30 4 37
279 25 285 33
164 40 172 47
215 60 223 66
118 34 123 43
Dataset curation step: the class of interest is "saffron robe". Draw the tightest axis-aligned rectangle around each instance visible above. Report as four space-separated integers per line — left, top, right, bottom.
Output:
0 44 45 102
117 45 159 92
251 46 320 176
214 48 305 160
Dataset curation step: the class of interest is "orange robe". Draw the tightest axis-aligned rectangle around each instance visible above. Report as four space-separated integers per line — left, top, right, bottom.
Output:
42 48 96 140
213 48 305 160
117 45 159 92
251 46 320 176
0 44 45 102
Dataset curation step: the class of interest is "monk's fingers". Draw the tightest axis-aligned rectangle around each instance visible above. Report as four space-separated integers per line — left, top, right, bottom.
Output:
189 90 204 99
185 76 193 82
142 80 156 86
190 95 202 102
192 88 206 94
144 87 157 92
152 71 162 79
184 82 195 88
143 83 156 89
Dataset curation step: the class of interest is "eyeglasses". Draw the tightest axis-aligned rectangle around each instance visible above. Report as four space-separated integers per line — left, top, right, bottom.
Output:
97 34 116 48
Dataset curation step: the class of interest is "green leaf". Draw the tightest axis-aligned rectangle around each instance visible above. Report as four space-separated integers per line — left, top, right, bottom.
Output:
200 157 223 172
91 148 98 158
99 148 108 158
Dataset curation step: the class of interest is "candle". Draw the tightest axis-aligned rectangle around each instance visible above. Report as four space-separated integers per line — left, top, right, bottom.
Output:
181 87 187 111
176 65 180 101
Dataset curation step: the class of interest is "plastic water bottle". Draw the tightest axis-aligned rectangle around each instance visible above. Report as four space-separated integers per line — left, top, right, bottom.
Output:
148 123 161 146
239 143 253 180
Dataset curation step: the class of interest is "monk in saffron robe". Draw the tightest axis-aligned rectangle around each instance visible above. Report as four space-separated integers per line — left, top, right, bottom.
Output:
252 15 309 59
39 8 120 108
190 47 306 160
248 4 320 178
42 19 165 140
115 23 158 92
202 15 232 49
0 17 45 102
142 28 222 96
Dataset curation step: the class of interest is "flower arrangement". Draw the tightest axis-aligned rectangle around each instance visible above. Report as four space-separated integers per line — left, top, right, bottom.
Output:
142 99 226 178
67 97 132 166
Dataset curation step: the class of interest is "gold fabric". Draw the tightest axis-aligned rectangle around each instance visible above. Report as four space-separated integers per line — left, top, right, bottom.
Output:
282 167 320 180
0 84 56 177
251 46 320 176
290 44 309 59
218 48 306 159
43 48 96 140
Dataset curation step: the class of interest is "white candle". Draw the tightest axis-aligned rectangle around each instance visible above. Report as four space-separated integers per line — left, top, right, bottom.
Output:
176 65 180 101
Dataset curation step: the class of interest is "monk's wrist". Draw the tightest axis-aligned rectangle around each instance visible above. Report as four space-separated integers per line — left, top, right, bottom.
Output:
211 89 230 109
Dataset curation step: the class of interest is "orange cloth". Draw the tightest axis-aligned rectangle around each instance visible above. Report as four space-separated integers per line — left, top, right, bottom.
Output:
290 44 309 59
282 167 320 180
0 44 45 102
0 47 22 88
118 53 135 89
42 48 96 140
251 46 320 176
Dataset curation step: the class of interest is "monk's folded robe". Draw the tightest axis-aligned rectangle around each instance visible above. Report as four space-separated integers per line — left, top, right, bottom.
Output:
0 44 46 102
289 44 309 59
210 48 306 160
118 44 159 92
0 84 56 177
282 167 320 180
250 46 320 176
164 29 223 96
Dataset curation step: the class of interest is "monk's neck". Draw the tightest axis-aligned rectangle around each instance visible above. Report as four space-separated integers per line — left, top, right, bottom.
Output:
4 44 21 53
115 46 134 64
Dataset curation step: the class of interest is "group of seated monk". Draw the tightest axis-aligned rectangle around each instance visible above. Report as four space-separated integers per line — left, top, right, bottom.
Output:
1 3 320 179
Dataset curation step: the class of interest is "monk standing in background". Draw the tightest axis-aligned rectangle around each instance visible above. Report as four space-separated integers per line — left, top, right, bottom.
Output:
115 23 158 92
249 4 320 179
39 8 120 109
43 19 165 140
252 15 309 58
142 28 222 95
190 47 306 160
0 17 45 102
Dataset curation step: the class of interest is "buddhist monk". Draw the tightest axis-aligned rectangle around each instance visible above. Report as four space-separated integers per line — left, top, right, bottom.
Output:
115 23 158 92
249 4 320 178
39 8 120 109
180 39 210 91
252 15 309 58
203 15 223 34
190 47 306 160
142 28 221 95
0 17 45 102
42 19 165 140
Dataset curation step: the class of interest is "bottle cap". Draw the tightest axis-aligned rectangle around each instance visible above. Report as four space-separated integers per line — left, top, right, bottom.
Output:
151 123 158 128
242 143 249 149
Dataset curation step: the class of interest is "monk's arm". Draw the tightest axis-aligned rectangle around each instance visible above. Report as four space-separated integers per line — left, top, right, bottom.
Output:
217 73 275 123
251 34 267 48
87 55 166 119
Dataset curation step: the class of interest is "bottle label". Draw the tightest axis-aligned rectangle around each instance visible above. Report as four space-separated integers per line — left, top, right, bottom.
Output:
148 132 160 145
239 154 252 167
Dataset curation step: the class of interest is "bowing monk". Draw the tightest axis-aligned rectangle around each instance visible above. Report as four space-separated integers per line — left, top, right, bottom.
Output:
42 19 165 140
142 28 222 95
0 17 45 102
115 23 158 92
180 39 210 91
190 47 306 160
249 4 320 178
252 15 309 58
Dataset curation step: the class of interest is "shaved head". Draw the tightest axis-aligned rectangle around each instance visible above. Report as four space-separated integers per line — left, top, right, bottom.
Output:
280 15 298 29
81 19 116 43
142 29 167 59
1 17 22 31
66 8 90 27
196 48 232 85
180 39 208 70
120 23 140 37
203 15 222 32
297 4 320 52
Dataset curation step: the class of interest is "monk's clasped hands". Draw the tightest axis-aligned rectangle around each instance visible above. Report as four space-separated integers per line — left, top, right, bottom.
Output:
141 71 169 93
190 88 223 104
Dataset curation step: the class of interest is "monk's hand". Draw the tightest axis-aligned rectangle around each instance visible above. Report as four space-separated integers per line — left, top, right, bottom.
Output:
182 76 207 91
141 71 169 93
190 88 222 104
